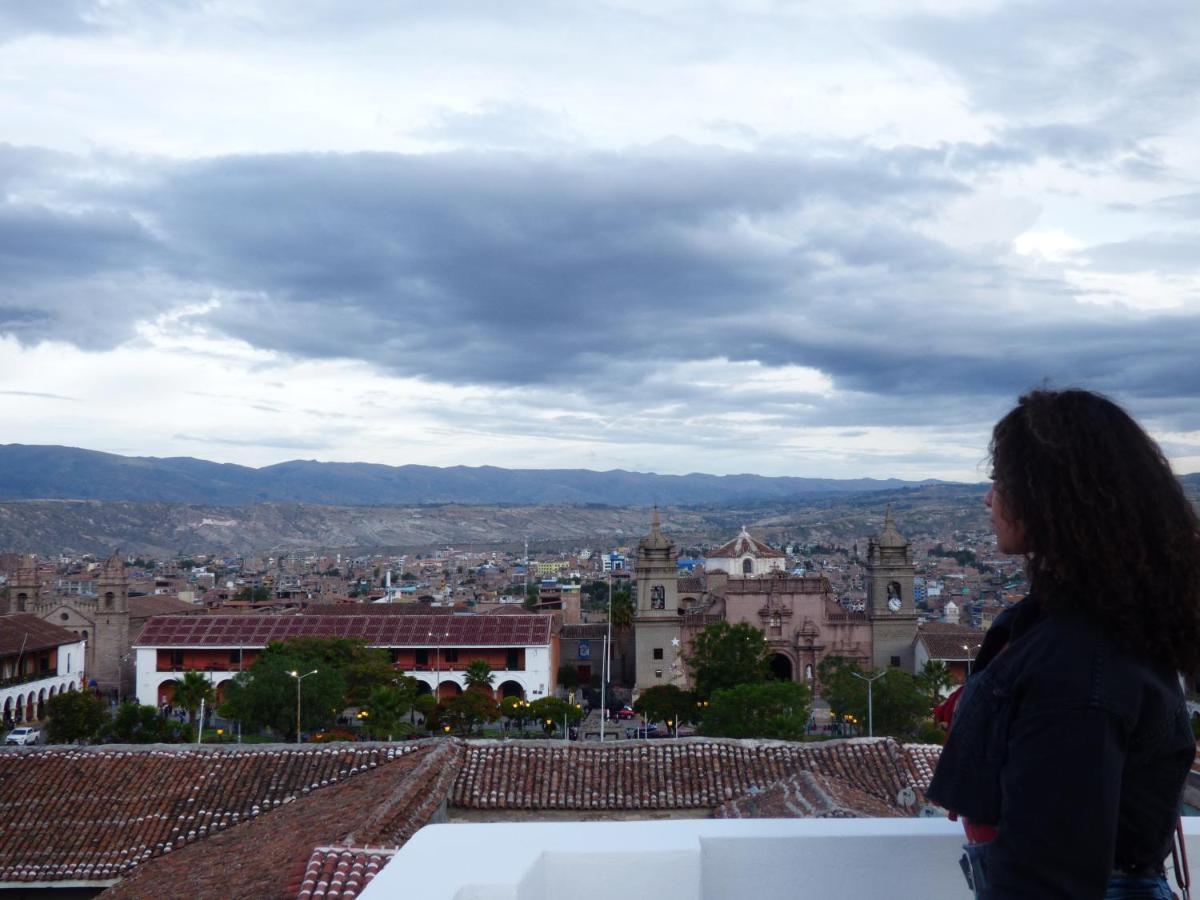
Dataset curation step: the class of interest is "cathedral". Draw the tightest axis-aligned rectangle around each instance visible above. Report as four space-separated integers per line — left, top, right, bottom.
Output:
2 552 133 699
632 509 918 697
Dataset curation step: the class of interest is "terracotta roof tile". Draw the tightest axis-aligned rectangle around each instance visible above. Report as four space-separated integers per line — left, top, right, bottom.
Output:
450 737 935 813
0 743 429 887
134 613 553 648
713 770 903 818
99 740 463 900
0 614 80 655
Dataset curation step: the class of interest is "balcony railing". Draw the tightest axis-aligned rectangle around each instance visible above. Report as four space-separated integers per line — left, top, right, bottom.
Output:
0 669 56 690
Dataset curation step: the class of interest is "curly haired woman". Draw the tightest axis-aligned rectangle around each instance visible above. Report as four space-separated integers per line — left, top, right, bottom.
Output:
927 388 1200 899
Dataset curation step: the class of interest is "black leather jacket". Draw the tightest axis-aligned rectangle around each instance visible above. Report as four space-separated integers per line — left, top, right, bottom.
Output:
926 596 1195 898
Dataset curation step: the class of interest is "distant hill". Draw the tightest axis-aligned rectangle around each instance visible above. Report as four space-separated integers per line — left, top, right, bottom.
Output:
0 444 943 507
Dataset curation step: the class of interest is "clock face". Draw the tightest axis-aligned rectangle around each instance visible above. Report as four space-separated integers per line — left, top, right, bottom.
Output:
887 596 902 612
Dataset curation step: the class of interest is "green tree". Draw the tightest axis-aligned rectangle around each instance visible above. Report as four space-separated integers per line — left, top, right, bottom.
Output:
464 659 496 694
685 621 771 699
280 637 394 705
633 684 696 729
442 691 500 736
917 660 954 710
500 695 531 733
172 670 215 725
700 681 812 740
44 690 108 743
523 583 539 610
609 587 633 631
414 693 438 731
818 656 928 738
529 696 582 736
364 684 414 740
100 702 190 744
219 647 347 741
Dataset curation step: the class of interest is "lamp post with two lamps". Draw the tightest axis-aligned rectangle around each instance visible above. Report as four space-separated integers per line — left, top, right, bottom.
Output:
850 669 886 738
288 669 318 744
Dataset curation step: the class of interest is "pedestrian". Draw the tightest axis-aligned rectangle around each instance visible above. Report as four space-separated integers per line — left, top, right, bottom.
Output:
927 388 1200 898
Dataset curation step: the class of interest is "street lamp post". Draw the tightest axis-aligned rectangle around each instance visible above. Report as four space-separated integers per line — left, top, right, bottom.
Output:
288 669 318 744
600 573 613 742
850 670 886 738
428 629 450 702
963 643 981 677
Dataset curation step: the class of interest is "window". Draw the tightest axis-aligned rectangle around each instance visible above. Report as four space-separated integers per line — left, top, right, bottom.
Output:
650 585 665 610
506 649 519 670
769 613 782 637
743 558 753 575
60 612 69 621
890 656 901 668
415 649 429 666
653 647 664 660
104 591 115 609
655 669 663 678
170 650 184 668
445 648 459 663
229 649 243 665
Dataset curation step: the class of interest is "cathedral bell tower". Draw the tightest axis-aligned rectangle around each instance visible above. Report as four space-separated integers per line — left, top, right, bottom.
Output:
864 507 918 670
92 551 132 699
632 508 684 695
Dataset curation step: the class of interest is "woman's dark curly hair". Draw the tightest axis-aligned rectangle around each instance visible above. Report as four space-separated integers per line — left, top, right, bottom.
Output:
991 388 1200 675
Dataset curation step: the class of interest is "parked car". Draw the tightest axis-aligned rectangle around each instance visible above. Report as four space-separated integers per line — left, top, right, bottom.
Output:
5 726 41 746
625 723 659 739
613 706 636 720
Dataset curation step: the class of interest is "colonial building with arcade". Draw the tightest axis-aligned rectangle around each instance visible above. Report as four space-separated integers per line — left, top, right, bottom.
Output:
133 612 557 707
632 509 918 697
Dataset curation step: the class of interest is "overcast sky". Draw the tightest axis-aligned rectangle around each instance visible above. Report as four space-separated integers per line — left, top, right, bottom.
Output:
2 0 1198 481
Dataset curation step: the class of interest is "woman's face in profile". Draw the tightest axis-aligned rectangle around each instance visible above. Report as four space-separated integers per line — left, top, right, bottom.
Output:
986 482 1028 555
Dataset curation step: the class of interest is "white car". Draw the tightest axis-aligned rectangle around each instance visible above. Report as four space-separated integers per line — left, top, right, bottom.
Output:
4 726 41 746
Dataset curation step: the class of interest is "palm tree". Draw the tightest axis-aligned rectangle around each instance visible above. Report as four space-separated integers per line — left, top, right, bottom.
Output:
918 660 954 709
172 670 214 725
463 659 495 695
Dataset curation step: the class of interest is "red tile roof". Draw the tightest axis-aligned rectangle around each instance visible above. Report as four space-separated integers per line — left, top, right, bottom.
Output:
101 741 463 900
451 737 934 812
0 743 428 887
713 770 903 818
708 528 786 560
134 613 554 648
128 595 206 620
0 614 81 656
297 848 394 900
916 622 985 660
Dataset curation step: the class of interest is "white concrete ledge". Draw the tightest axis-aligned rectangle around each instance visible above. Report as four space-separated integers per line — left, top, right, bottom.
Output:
362 817 1200 900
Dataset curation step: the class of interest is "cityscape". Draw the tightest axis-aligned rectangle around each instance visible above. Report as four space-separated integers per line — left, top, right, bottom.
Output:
4 0 1200 896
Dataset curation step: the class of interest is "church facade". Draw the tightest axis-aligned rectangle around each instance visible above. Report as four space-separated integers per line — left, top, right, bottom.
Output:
3 552 133 699
632 509 918 697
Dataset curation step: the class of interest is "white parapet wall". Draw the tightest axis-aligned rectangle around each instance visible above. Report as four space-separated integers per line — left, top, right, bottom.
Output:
360 817 1200 900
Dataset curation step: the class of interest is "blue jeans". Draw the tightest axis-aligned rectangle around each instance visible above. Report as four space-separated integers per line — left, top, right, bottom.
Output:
960 843 1175 899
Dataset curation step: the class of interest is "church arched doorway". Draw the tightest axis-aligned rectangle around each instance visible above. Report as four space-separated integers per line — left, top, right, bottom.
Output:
498 680 524 699
769 653 794 682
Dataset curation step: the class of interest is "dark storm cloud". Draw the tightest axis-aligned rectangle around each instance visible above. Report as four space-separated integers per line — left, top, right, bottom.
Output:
4 142 1200 434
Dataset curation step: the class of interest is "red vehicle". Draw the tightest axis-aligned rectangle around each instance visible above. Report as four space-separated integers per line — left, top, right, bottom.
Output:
612 706 636 720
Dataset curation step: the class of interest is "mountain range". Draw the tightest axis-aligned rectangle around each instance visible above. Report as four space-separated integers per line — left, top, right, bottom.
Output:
0 444 944 507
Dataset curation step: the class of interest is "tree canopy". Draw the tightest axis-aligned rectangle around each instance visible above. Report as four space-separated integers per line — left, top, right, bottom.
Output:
685 621 771 699
633 684 696 727
219 642 348 741
44 690 108 743
818 656 929 738
700 681 812 741
463 659 495 693
172 670 215 724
